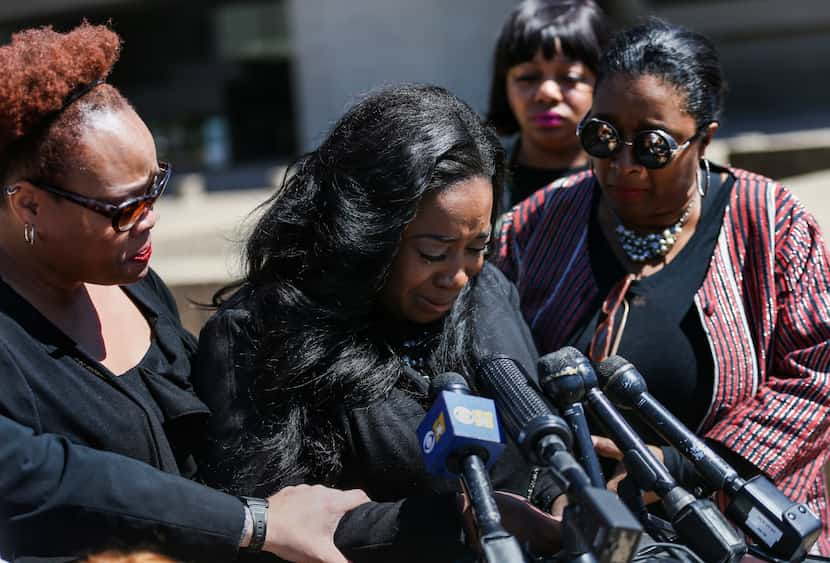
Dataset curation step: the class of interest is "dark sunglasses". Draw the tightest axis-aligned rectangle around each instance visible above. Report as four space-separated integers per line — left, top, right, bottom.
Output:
25 161 171 232
577 118 699 169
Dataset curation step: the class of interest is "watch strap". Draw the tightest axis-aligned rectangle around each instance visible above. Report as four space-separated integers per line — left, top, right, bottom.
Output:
240 496 269 552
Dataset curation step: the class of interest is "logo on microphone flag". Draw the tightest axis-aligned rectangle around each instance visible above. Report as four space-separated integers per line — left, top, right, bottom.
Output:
417 391 504 477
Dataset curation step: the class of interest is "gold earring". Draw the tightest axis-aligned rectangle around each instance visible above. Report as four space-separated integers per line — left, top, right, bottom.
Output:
23 223 35 246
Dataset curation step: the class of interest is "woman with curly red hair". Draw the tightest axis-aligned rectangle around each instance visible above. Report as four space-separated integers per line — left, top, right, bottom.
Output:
0 21 195 486
0 23 367 563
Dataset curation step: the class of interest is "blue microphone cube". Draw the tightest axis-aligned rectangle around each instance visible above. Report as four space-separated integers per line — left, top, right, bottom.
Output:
417 391 505 478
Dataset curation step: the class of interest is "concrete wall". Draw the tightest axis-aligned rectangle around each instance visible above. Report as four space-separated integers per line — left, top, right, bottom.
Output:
289 0 515 151
290 0 830 147
654 0 830 136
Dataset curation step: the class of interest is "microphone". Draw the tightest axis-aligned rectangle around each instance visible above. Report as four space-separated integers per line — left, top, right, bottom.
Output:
546 347 747 563
538 350 606 488
597 355 822 561
417 372 528 563
476 356 643 563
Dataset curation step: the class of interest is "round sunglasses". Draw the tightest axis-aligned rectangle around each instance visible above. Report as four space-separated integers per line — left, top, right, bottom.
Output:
21 161 171 232
577 118 699 169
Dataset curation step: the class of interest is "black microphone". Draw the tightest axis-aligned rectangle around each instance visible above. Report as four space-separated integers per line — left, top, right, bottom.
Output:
538 350 606 488
417 372 529 563
548 347 747 563
598 355 822 562
477 356 643 563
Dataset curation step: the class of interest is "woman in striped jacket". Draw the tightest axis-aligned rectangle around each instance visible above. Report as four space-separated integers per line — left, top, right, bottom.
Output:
496 19 830 553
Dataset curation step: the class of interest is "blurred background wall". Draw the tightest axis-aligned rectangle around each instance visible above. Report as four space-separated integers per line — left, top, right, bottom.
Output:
2 0 828 332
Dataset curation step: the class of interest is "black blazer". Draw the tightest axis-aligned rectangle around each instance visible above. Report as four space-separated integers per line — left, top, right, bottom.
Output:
193 263 558 563
0 413 244 561
0 269 209 474
0 270 221 560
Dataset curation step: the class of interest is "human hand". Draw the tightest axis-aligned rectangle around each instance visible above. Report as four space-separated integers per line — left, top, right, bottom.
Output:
549 493 569 520
458 490 561 555
592 435 664 505
264 484 370 562
496 490 561 554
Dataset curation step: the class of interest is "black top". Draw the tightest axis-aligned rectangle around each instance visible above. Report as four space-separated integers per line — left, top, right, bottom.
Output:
508 162 589 207
0 270 216 560
503 136 589 208
0 412 245 562
572 167 732 435
193 263 555 563
570 167 733 436
570 166 765 492
0 269 208 476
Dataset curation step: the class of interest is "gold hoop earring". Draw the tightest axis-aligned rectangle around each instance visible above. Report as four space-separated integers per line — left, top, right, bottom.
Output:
23 223 35 246
698 158 711 198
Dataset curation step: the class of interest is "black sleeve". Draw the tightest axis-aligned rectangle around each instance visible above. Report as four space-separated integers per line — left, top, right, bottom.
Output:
238 496 474 563
0 413 244 561
473 263 540 382
471 265 565 507
334 495 473 563
660 440 762 497
0 339 39 431
660 446 708 494
330 403 474 562
192 306 266 494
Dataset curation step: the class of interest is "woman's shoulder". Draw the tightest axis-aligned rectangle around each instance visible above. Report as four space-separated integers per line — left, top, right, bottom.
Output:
498 171 596 260
508 170 595 222
192 289 260 417
727 166 790 196
727 166 778 197
200 286 258 340
475 262 515 297
725 166 804 217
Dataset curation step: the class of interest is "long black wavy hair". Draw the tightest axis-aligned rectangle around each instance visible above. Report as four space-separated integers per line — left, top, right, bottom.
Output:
217 84 505 492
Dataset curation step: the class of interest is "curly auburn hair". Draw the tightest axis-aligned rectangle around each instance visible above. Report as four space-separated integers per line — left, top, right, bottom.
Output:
82 551 177 563
0 22 130 184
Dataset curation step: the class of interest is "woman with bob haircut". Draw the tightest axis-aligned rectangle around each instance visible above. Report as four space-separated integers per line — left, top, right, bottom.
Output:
194 84 562 562
487 0 610 208
497 18 830 553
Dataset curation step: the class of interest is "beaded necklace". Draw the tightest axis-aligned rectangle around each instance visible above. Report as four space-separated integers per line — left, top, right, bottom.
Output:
613 197 696 263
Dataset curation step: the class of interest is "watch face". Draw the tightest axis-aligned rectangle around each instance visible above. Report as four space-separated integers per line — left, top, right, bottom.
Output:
241 497 269 551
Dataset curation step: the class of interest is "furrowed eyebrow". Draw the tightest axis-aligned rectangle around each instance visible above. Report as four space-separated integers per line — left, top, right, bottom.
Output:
412 234 458 243
412 230 491 243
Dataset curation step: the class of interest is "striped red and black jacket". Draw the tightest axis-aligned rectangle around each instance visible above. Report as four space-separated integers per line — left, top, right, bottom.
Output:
495 168 830 553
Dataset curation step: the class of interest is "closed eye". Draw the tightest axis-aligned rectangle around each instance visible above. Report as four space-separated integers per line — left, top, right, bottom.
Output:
563 74 590 86
418 251 446 263
467 242 490 255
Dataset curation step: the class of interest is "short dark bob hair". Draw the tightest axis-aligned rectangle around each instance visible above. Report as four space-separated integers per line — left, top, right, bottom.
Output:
487 0 610 135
